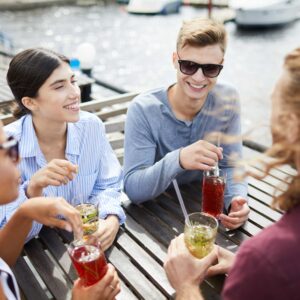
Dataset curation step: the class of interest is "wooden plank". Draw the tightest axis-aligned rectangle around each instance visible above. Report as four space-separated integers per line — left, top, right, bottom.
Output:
116 231 174 297
246 165 288 190
96 107 128 121
107 246 167 300
248 209 273 228
118 280 139 300
243 146 297 177
24 238 72 300
144 201 184 235
124 213 167 263
104 119 125 134
108 135 124 150
0 113 15 125
80 92 138 112
248 177 280 197
39 226 77 281
12 256 49 300
122 201 176 248
247 185 273 206
248 195 282 222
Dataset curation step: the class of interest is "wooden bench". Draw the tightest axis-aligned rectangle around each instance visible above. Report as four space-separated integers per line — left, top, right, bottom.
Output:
0 92 294 299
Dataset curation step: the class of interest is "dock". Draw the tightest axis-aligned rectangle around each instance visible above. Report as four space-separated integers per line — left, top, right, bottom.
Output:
0 0 108 10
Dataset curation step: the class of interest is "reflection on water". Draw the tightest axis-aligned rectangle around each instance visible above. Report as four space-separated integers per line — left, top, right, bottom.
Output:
0 4 299 146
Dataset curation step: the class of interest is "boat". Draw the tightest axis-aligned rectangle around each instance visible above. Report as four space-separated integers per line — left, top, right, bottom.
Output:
229 0 300 27
127 0 181 15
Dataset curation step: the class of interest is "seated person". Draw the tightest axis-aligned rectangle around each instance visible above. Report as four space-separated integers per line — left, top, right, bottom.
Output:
0 48 127 250
0 120 120 300
164 47 300 300
124 18 249 229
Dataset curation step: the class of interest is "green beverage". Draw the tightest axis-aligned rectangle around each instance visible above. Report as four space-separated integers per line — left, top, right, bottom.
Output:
184 213 218 259
76 203 98 235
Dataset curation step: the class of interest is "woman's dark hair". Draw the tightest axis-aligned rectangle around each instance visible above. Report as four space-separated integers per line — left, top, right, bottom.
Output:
7 48 70 119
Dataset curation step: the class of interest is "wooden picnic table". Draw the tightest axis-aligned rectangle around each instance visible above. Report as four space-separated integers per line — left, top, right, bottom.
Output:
11 163 288 300
3 91 291 299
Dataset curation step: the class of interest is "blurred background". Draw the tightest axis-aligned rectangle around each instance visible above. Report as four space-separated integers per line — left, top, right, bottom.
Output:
0 0 300 147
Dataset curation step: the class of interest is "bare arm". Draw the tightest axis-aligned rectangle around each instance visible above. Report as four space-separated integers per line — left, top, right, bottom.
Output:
176 284 204 300
0 282 6 300
0 208 32 266
0 197 82 267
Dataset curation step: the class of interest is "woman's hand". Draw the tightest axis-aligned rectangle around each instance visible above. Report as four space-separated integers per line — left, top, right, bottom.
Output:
19 197 83 238
94 215 120 251
72 264 120 300
26 159 78 198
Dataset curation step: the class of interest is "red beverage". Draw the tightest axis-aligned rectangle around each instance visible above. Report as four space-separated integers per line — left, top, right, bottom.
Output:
202 174 225 218
70 244 108 286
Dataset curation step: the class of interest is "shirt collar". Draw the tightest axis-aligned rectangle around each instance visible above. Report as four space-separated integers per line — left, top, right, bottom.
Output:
65 122 80 156
160 84 212 124
20 115 80 158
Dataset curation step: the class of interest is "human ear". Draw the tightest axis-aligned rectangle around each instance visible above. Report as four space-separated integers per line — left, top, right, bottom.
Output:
172 52 178 68
21 97 38 112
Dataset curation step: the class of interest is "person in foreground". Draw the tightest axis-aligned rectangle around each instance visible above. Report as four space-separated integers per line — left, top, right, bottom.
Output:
0 121 120 300
124 18 249 229
0 48 127 250
164 47 300 300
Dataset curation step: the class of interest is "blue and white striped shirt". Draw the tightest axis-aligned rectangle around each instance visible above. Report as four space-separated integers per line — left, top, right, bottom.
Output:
0 111 127 241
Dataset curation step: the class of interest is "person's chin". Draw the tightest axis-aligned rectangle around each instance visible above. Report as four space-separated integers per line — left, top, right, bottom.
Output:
67 112 80 123
185 86 208 101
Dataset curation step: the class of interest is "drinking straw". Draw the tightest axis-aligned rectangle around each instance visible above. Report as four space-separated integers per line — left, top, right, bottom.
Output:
214 132 221 176
172 179 191 226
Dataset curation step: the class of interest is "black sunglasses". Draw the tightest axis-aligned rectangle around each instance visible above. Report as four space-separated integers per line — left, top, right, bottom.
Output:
0 136 19 163
177 55 223 78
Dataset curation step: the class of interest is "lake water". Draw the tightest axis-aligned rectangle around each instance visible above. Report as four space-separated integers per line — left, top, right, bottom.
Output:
1 3 300 146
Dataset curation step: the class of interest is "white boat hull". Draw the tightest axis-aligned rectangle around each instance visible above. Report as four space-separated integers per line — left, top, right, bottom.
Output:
230 0 300 26
127 0 181 14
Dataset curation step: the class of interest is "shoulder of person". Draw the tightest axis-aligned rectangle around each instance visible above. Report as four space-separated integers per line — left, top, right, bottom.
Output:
212 81 240 103
76 110 105 132
4 115 28 141
237 219 296 266
130 86 167 113
78 110 103 124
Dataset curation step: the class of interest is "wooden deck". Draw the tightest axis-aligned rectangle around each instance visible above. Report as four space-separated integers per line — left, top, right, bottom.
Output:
1 92 292 299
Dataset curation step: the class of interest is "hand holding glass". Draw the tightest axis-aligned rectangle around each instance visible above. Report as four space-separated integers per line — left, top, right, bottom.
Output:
68 236 108 287
184 212 218 259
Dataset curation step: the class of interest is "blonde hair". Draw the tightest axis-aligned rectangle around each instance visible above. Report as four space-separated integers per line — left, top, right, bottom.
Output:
251 48 300 211
176 18 227 53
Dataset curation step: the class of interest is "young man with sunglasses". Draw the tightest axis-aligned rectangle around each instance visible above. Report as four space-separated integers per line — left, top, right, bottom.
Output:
124 18 249 229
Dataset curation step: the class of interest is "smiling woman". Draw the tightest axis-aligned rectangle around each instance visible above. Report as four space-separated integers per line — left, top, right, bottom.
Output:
0 48 127 250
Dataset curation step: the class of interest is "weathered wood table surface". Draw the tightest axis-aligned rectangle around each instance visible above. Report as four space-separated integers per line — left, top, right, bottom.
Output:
12 156 289 300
